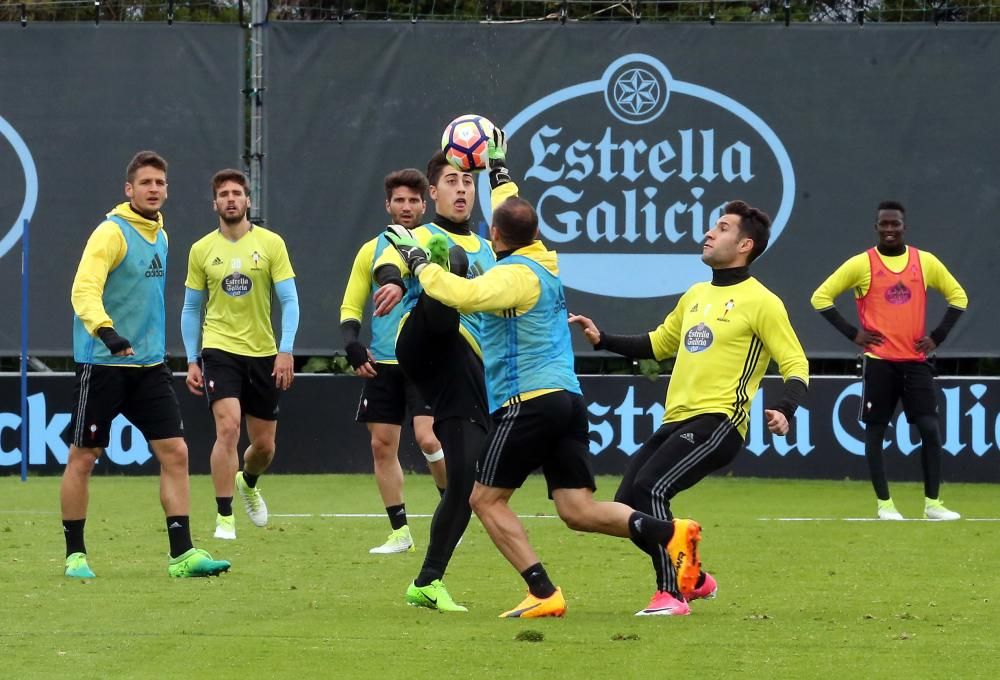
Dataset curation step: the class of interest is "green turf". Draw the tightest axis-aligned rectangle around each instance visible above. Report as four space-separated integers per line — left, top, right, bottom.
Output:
1 474 996 679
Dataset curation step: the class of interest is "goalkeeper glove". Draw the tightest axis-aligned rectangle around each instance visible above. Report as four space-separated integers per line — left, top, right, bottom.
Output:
384 224 430 276
488 126 511 188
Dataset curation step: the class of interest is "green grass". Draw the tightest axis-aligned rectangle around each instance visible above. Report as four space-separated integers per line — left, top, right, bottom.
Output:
1 474 997 679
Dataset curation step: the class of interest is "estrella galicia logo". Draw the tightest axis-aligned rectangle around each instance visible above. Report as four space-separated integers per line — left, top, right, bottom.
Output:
0 115 39 260
478 54 795 298
222 272 252 296
885 281 911 305
684 322 714 353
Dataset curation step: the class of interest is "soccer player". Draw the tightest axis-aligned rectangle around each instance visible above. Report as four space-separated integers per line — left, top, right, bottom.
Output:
340 168 448 554
182 169 300 540
62 151 230 578
811 201 967 521
371 136 515 612
385 180 704 618
570 200 809 609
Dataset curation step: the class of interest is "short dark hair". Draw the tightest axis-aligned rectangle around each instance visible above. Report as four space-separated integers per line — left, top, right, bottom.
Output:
877 200 906 216
724 200 771 264
126 151 167 183
384 168 429 200
493 197 538 248
211 168 249 197
426 150 458 186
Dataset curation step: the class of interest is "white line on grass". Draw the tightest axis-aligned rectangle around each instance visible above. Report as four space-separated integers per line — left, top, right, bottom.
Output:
271 512 560 519
757 517 1000 522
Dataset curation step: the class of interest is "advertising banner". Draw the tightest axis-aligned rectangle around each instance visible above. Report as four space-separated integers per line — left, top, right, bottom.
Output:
266 23 998 357
4 374 997 483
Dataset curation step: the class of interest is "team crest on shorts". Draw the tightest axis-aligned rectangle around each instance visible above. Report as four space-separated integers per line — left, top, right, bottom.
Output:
684 322 714 353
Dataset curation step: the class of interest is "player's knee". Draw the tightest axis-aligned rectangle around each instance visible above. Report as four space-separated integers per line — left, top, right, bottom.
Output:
67 447 99 475
155 438 189 470
254 438 276 459
469 485 496 518
557 505 589 532
370 436 396 461
215 419 241 446
415 432 441 453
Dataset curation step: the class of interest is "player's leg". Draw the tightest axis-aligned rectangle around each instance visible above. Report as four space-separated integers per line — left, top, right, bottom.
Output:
61 364 124 578
860 357 904 519
201 349 246 535
235 354 282 527
414 415 447 491
358 364 415 553
408 376 446 492
240 415 276 528
124 364 230 576
622 414 738 599
902 363 960 520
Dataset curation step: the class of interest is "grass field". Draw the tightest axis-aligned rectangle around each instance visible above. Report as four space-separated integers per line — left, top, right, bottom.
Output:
1 474 996 679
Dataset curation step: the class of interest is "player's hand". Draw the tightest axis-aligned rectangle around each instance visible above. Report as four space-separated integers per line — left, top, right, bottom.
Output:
357 349 378 378
185 362 204 395
345 341 377 378
488 126 507 168
568 313 601 346
854 329 884 347
373 282 404 317
97 327 135 356
384 224 430 276
764 409 789 436
915 336 937 353
273 352 294 390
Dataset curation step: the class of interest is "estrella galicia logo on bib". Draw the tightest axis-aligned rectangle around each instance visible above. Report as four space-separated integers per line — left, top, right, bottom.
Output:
479 54 795 299
684 322 714 353
885 281 911 305
222 272 252 296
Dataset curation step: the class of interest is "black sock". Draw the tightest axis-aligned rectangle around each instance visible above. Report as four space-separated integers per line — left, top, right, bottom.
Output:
437 487 446 498
166 516 194 559
521 562 557 599
387 504 407 531
627 511 674 555
63 518 87 557
864 424 891 500
243 472 259 488
216 497 233 516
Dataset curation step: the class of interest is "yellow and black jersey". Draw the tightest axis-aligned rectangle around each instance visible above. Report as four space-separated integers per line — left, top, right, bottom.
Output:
650 277 808 437
185 225 295 357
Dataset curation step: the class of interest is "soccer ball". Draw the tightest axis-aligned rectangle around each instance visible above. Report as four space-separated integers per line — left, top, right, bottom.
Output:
441 114 495 172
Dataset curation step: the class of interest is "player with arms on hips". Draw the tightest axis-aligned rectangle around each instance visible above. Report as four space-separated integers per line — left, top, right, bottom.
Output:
182 169 300 540
371 130 515 612
384 142 704 618
571 201 809 612
62 150 230 578
811 200 967 521
340 168 448 554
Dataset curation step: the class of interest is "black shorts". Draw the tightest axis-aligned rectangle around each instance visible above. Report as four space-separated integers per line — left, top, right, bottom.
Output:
69 363 184 448
201 348 281 421
477 391 596 496
356 362 433 425
860 357 938 424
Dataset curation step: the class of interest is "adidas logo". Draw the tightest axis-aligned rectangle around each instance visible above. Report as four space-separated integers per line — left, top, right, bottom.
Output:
632 517 643 532
168 521 183 529
211 257 223 266
145 253 165 278
680 432 695 444
689 303 698 312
